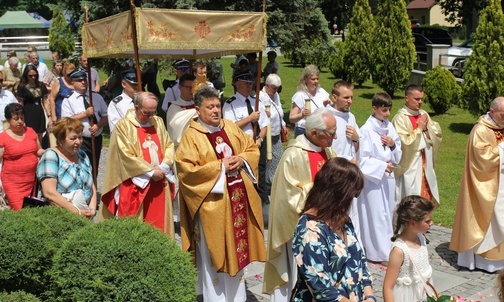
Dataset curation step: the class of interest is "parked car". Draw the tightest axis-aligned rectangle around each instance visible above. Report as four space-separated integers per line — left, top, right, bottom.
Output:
446 39 473 67
413 33 433 61
412 27 453 46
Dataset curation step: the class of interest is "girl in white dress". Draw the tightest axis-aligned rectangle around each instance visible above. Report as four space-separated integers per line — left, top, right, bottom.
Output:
383 195 435 302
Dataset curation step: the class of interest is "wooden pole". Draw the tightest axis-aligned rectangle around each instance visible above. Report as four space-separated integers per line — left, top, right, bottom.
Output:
83 2 97 185
129 0 143 91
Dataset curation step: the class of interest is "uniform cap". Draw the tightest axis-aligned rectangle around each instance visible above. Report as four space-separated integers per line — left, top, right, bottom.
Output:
121 69 138 84
172 59 190 69
68 69 87 80
233 71 254 83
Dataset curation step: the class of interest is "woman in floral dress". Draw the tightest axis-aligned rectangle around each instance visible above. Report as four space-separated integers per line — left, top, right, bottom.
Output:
292 158 377 302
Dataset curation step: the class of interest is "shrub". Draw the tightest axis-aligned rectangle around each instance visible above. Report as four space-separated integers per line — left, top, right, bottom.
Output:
329 41 346 80
0 291 41 302
422 66 462 115
0 211 52 295
0 207 90 296
47 219 197 302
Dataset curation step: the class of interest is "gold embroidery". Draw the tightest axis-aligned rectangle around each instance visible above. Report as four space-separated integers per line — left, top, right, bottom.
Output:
104 24 114 46
213 278 219 286
236 239 248 252
234 214 246 228
494 129 504 143
147 19 180 38
194 20 211 39
230 188 244 202
233 202 244 213
225 24 255 41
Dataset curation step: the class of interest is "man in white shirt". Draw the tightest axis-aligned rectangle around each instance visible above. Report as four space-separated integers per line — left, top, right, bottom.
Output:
223 70 270 206
24 52 48 82
107 69 138 132
61 69 108 168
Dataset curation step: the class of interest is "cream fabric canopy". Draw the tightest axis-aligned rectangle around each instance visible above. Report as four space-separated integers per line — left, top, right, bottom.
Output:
82 8 267 59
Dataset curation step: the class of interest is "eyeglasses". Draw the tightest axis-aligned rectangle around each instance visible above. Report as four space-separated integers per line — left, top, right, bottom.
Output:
318 129 336 137
28 74 37 78
138 108 157 117
178 67 190 72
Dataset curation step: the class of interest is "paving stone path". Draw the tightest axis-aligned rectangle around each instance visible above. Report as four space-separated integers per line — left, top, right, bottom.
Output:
97 147 500 301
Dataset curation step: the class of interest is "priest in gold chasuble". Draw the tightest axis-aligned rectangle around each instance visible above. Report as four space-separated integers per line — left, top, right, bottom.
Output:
100 92 176 238
451 97 504 273
263 108 337 301
175 87 265 302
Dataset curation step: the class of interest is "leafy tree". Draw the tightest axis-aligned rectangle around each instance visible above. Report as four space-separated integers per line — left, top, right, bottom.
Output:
329 40 347 80
48 9 75 59
343 0 375 86
436 0 504 32
370 0 415 97
461 0 504 116
268 1 333 67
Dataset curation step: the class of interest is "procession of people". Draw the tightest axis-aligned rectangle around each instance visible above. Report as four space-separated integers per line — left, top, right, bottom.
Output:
5 46 504 302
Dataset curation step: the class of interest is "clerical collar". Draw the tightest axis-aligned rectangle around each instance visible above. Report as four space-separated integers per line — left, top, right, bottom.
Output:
197 118 221 133
135 117 152 127
301 134 323 152
485 112 498 126
404 105 420 116
327 105 350 118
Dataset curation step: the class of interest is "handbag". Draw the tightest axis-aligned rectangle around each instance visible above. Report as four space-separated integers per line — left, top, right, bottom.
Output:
271 99 288 142
23 178 49 208
0 194 9 210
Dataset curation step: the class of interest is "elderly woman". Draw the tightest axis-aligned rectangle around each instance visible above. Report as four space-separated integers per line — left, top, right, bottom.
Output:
16 65 49 142
0 103 44 210
292 157 376 302
2 56 22 94
289 64 330 137
259 73 288 183
48 62 75 125
36 117 96 218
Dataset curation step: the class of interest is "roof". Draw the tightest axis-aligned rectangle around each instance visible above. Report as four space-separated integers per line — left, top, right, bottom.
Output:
0 11 45 29
407 0 437 10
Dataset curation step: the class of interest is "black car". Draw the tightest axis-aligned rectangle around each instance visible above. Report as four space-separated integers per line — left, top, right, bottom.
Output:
412 27 452 46
413 33 432 61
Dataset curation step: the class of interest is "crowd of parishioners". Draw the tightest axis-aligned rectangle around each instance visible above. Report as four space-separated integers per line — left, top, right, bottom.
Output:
3 51 504 302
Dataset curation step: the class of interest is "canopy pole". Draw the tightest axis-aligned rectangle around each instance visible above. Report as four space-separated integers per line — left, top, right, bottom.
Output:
84 2 97 185
129 0 143 91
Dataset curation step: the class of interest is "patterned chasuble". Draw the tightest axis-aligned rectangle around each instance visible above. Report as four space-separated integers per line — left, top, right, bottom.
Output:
307 150 329 181
106 126 166 231
493 128 504 143
205 129 250 271
408 115 433 201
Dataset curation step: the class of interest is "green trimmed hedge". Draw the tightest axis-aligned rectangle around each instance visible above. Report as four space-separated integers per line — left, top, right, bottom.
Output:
0 207 90 296
422 66 462 115
47 218 197 302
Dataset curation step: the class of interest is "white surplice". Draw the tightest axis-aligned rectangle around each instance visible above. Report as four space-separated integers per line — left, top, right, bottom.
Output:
326 105 362 243
358 115 402 262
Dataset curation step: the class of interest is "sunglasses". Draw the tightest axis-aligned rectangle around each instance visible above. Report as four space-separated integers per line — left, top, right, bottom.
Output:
178 67 190 72
28 74 37 78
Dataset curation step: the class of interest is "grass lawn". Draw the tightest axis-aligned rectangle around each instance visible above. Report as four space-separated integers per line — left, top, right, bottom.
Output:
10 57 473 227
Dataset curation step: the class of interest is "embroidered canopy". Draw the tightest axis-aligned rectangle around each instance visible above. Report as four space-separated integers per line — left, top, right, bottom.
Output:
82 8 267 59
